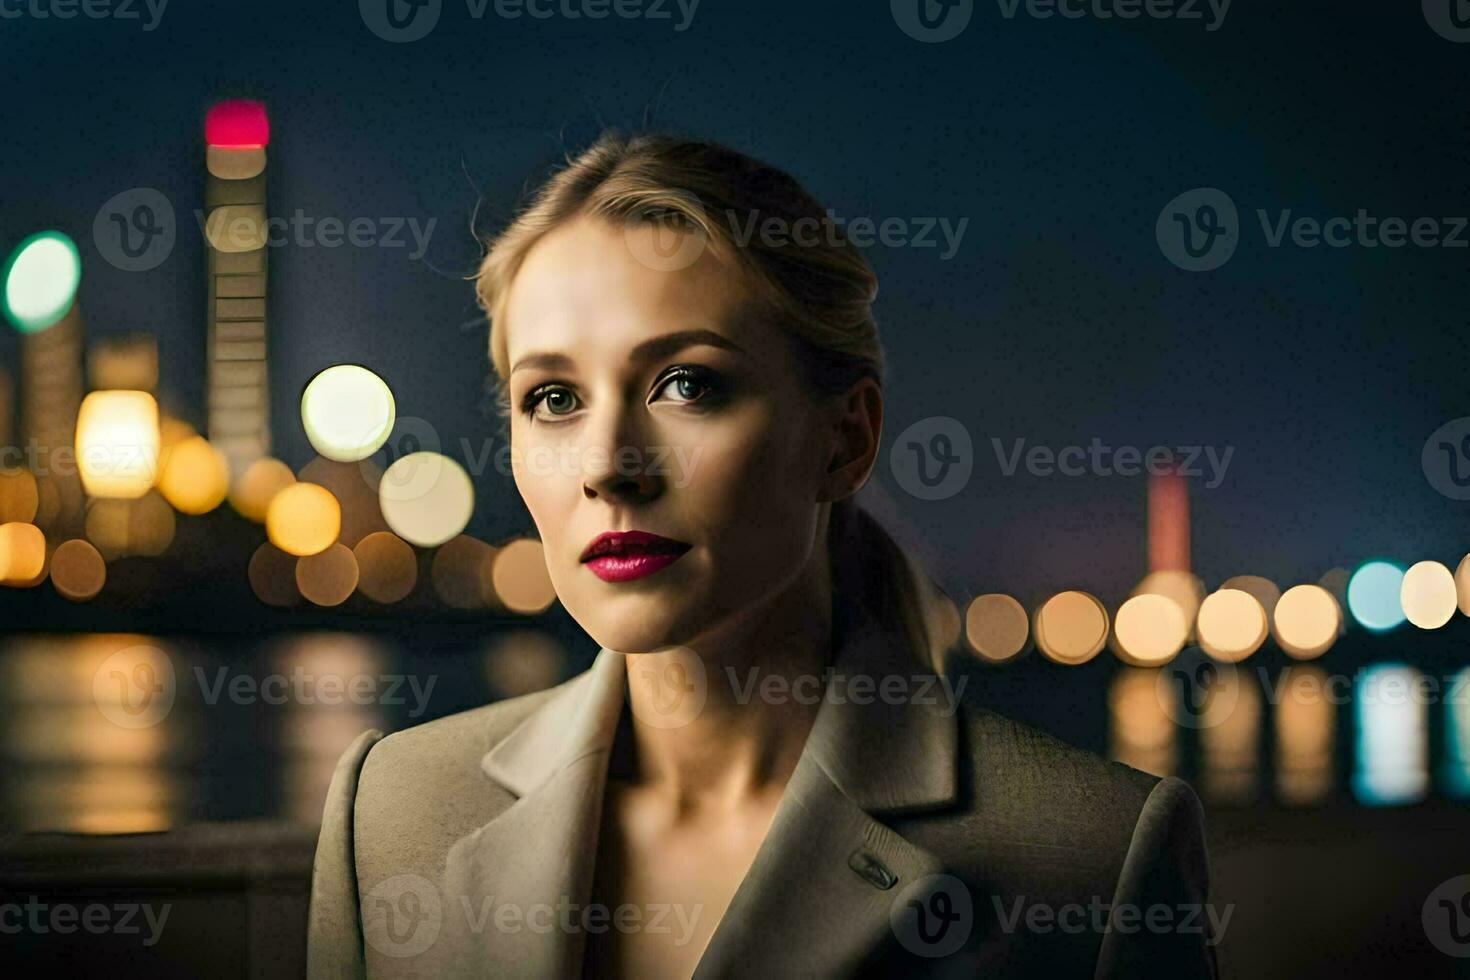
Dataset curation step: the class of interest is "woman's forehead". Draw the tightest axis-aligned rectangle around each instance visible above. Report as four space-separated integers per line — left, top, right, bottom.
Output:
503 217 771 365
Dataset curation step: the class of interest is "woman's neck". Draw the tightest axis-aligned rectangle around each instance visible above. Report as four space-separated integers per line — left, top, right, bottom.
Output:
618 563 833 812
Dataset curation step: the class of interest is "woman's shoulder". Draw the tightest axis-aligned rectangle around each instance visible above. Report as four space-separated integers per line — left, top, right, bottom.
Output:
921 704 1206 900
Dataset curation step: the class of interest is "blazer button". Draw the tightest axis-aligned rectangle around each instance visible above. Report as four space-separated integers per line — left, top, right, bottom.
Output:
847 849 898 890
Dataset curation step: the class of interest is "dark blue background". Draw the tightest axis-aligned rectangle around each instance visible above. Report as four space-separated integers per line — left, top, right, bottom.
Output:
1 0 1464 611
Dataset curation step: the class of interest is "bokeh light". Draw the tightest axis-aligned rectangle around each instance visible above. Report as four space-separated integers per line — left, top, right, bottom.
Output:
1219 574 1282 622
75 390 159 499
0 522 46 585
266 482 340 557
0 468 39 523
432 535 495 609
1195 588 1268 663
378 451 473 548
1457 554 1470 619
295 543 359 607
1112 593 1188 666
157 436 229 515
50 538 105 601
3 231 80 333
1272 584 1341 660
490 538 557 615
248 542 299 607
300 365 395 463
1400 560 1456 630
964 593 1030 663
1033 590 1108 666
353 531 417 604
1347 561 1406 631
228 457 295 523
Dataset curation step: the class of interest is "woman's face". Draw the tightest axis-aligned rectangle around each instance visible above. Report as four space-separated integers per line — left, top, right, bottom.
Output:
501 215 857 654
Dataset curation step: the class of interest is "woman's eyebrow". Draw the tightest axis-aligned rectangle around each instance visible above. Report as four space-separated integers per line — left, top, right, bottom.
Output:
510 328 746 376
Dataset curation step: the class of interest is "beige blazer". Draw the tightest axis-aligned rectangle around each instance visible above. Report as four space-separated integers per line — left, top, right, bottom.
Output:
308 599 1217 978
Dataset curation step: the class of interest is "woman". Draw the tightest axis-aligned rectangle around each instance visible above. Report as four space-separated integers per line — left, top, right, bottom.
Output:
308 132 1218 978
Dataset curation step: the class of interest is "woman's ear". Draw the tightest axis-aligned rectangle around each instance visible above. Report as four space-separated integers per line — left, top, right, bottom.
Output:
818 378 882 503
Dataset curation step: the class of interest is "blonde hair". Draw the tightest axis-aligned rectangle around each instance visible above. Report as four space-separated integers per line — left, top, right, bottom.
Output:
475 131 949 671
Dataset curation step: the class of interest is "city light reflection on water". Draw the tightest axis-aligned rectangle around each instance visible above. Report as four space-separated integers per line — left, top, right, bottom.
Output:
0 629 1465 833
0 629 578 832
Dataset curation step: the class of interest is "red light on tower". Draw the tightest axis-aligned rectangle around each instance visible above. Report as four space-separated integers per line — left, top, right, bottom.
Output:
203 98 272 481
1148 468 1190 573
205 100 270 148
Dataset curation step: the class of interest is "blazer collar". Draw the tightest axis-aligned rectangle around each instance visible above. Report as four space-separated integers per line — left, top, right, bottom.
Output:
482 592 958 814
453 592 959 977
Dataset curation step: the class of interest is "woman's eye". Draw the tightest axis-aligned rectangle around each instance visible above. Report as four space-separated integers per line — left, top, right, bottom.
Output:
524 385 579 420
655 367 718 405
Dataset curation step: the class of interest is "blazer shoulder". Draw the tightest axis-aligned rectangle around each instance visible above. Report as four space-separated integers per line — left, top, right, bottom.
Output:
346 676 580 885
945 706 1178 869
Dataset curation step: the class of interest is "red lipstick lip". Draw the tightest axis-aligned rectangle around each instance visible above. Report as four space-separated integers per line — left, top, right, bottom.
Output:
579 530 691 563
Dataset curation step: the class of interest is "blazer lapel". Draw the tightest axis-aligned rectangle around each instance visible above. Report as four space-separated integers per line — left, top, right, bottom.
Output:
433 647 627 978
450 592 960 978
694 597 961 977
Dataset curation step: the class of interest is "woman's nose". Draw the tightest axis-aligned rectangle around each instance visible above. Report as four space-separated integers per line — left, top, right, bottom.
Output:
580 405 663 503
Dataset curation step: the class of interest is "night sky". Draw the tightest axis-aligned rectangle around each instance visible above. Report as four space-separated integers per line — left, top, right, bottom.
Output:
1 0 1465 613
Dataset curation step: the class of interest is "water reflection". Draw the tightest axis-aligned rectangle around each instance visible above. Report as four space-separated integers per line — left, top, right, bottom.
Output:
0 634 195 833
0 627 575 832
1353 664 1428 806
